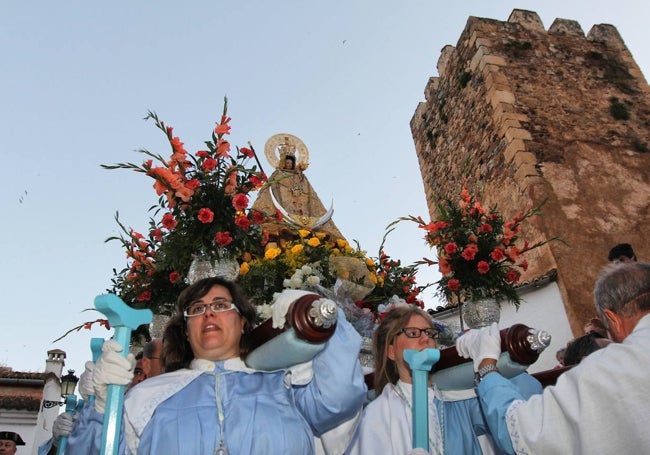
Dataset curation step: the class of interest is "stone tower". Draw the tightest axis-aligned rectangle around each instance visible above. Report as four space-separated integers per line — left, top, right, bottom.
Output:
411 9 650 335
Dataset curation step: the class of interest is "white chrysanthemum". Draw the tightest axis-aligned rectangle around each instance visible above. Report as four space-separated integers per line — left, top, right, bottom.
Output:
389 294 408 307
256 304 273 321
306 275 320 286
301 265 313 275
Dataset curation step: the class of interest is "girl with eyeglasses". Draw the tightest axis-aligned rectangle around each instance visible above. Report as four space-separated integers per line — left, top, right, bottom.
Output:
346 305 541 455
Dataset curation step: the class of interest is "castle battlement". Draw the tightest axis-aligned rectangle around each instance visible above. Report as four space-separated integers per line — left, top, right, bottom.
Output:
411 9 650 334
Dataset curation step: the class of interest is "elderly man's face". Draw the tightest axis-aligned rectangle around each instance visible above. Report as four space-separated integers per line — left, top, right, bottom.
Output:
0 439 17 455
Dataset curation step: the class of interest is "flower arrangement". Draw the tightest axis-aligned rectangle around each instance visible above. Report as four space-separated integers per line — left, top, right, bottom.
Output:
237 230 370 308
104 98 270 314
401 186 553 309
356 229 429 318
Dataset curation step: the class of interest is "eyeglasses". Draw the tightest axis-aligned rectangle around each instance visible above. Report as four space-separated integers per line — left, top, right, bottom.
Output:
398 327 439 340
183 298 240 318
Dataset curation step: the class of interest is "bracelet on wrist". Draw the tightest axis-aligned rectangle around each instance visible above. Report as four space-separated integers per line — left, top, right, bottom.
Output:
473 363 499 386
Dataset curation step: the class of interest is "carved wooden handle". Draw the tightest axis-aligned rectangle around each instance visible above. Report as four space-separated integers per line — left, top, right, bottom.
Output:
248 293 338 351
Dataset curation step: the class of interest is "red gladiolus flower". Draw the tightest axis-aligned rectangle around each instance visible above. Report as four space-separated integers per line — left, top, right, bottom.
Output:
232 193 249 211
224 170 237 195
216 139 230 158
198 208 214 224
240 147 254 158
438 258 451 275
185 179 201 190
162 213 177 230
196 150 209 158
444 243 458 255
215 123 231 136
234 215 250 231
447 279 461 292
275 209 283 222
477 261 490 274
214 231 233 247
169 271 181 283
506 246 521 261
461 244 478 261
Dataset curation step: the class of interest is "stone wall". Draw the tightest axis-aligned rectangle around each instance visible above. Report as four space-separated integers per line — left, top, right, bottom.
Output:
411 9 650 334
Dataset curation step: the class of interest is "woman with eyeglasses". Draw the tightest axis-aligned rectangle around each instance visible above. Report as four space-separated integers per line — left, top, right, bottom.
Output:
346 305 540 455
67 276 367 454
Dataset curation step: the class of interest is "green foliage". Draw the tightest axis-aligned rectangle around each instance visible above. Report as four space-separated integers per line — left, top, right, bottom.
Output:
609 97 630 120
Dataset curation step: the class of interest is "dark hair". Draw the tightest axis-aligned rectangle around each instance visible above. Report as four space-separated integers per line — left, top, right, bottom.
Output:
594 262 650 324
162 276 257 372
608 243 636 262
563 332 608 366
372 305 434 395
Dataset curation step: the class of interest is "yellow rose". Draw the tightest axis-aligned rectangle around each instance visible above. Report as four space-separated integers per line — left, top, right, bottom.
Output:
298 229 311 238
369 272 378 284
239 262 250 275
265 247 282 260
291 244 304 254
314 232 326 240
307 237 321 247
336 239 349 249
365 258 376 268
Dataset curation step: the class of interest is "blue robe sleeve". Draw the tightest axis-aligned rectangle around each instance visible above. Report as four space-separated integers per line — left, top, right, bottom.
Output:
293 308 367 435
477 373 526 455
37 437 55 455
65 402 126 455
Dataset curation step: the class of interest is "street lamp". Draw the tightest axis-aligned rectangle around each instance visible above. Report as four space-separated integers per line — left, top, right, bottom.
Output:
60 370 79 397
42 369 79 409
56 370 80 455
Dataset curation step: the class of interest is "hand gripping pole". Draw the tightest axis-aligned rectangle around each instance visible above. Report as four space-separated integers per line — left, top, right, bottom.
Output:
94 294 152 455
403 348 440 451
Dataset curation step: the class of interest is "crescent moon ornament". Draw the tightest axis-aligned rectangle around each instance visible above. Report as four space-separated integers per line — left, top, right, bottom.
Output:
264 133 310 171
269 187 334 229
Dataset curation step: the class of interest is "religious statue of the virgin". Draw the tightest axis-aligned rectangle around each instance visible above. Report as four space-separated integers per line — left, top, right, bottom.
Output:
252 133 345 242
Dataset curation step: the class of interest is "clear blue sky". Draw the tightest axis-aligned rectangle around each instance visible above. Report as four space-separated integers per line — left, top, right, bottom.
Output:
2 1 648 375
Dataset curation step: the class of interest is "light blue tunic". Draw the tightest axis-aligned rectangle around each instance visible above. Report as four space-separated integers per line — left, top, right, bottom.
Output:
346 372 541 455
67 309 366 454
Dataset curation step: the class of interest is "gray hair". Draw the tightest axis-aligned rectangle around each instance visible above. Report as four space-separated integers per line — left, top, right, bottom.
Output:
594 262 650 324
142 338 161 359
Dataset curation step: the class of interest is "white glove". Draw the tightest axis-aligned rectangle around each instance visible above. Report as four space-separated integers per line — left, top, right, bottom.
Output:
93 339 136 413
77 360 95 400
52 412 74 441
455 322 502 371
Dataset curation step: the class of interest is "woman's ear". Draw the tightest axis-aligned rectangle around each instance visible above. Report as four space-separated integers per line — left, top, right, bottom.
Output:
387 343 396 361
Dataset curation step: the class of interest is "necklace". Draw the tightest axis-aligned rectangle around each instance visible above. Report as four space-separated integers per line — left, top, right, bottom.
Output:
394 382 445 455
